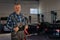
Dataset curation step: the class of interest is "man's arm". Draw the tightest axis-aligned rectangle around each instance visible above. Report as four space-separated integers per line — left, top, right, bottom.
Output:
22 17 30 35
7 15 19 32
6 15 13 31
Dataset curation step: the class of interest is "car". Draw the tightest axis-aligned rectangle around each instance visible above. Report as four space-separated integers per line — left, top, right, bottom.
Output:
47 24 60 38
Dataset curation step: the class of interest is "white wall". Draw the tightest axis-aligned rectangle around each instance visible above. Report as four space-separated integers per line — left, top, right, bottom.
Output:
39 0 60 23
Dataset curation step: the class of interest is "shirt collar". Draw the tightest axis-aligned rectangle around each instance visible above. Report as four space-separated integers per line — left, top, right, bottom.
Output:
14 12 22 16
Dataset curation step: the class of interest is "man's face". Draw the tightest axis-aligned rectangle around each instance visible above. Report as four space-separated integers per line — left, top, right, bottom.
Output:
14 4 21 14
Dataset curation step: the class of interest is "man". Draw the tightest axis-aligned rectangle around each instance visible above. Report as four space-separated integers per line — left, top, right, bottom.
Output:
7 3 29 40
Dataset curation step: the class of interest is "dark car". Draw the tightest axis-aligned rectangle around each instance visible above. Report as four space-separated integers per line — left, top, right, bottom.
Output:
47 23 60 38
28 23 38 34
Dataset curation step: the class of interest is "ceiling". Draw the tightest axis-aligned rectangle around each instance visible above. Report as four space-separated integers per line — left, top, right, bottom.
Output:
0 0 39 3
15 0 39 1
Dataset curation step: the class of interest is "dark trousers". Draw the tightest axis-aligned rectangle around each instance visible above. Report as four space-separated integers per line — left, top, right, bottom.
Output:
11 31 25 40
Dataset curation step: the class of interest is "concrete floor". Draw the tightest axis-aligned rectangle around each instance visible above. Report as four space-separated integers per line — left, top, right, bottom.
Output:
0 33 60 40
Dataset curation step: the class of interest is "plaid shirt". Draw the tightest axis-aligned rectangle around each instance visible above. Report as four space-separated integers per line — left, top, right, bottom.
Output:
7 12 26 31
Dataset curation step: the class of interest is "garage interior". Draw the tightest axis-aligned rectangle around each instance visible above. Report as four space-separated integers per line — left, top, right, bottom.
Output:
0 0 60 40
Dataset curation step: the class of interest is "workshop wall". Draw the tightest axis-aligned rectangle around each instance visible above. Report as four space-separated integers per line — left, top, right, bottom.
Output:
39 0 60 23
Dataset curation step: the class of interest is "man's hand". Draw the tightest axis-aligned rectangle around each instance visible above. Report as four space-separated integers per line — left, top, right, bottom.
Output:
25 25 28 29
13 27 19 32
24 25 30 35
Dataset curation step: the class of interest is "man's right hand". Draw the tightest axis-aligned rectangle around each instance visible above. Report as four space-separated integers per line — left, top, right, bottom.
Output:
13 27 19 32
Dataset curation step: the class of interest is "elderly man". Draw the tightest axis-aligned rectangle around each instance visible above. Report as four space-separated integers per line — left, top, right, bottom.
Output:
7 3 29 40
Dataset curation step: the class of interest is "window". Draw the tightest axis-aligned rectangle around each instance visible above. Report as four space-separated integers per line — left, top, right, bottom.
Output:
30 8 38 14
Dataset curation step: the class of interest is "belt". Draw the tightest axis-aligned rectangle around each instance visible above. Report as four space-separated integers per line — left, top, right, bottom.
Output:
18 26 25 31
